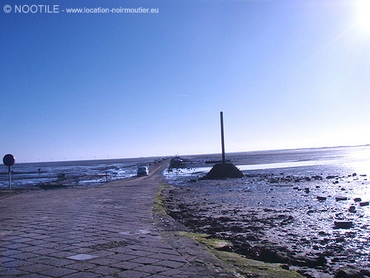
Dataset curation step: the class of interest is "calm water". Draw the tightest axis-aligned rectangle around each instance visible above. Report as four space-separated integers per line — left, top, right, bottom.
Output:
164 145 370 181
165 145 370 221
0 157 160 189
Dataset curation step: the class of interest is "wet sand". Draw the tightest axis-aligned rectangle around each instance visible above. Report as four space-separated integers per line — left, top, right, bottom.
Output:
164 152 370 277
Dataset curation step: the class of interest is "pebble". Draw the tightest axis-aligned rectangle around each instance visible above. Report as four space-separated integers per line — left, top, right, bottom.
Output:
334 221 353 229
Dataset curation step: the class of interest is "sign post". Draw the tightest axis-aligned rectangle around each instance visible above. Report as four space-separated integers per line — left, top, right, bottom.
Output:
3 154 15 191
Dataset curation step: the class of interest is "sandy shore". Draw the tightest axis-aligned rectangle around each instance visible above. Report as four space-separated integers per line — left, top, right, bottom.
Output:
164 169 370 277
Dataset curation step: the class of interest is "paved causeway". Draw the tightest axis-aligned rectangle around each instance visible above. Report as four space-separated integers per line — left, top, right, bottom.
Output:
0 160 230 277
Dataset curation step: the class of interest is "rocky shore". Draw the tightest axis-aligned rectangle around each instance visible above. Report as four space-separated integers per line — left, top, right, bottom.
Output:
164 171 370 277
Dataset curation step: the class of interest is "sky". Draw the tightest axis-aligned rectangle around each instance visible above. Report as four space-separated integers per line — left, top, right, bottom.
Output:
1 0 370 163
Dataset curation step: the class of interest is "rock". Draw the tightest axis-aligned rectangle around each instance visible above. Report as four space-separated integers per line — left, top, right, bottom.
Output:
245 234 258 241
349 206 356 213
312 175 323 180
314 255 327 267
294 254 327 268
305 188 310 193
334 221 353 229
229 225 244 233
257 247 290 263
335 267 363 278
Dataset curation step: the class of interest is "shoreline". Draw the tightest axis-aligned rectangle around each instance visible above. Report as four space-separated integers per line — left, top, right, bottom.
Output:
163 171 370 277
2 152 370 276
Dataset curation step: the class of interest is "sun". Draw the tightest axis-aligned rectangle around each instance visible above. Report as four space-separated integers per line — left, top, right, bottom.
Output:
356 0 370 33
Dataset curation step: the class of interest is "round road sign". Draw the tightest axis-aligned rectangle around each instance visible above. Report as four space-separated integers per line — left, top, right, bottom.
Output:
3 154 15 166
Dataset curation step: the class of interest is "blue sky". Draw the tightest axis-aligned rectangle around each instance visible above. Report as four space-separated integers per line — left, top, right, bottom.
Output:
1 0 370 162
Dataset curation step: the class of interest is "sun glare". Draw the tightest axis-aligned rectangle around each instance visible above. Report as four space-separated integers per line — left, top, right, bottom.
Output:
356 0 370 33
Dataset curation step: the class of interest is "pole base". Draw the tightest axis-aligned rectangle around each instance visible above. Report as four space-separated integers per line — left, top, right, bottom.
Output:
201 163 244 180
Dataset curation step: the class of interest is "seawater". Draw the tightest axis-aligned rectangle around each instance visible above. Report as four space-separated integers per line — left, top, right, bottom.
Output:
164 145 370 181
0 157 159 189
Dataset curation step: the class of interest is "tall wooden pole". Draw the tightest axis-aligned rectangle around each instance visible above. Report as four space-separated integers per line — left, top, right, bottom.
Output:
220 111 226 164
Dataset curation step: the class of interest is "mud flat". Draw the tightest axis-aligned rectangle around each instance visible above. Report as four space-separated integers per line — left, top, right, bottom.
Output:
163 151 370 277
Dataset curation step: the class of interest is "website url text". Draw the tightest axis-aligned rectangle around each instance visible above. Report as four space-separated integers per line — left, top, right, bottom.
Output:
3 5 160 15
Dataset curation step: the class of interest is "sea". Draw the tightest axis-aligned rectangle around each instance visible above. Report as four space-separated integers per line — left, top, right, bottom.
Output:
1 145 370 190
164 144 370 182
0 156 161 189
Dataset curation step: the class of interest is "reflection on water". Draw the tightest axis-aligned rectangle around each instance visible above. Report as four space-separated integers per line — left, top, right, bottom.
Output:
165 145 370 180
0 157 158 189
